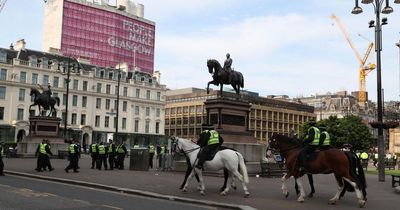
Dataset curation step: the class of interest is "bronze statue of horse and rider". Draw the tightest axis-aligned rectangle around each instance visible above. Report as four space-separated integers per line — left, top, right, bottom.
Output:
206 53 244 96
29 85 60 117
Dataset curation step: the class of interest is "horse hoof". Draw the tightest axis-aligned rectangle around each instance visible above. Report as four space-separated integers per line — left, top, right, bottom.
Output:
359 200 366 208
297 198 304 203
244 192 250 198
284 192 289 198
220 192 227 196
200 191 205 196
328 200 336 205
181 189 187 193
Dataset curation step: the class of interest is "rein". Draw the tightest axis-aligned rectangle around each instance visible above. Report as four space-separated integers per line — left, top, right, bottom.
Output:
181 147 200 154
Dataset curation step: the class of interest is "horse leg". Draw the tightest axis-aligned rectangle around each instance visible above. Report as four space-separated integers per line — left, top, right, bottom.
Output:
194 167 206 195
343 177 366 208
328 174 344 205
220 171 232 196
295 177 305 202
182 166 196 192
281 173 291 198
294 178 300 195
307 174 315 198
219 168 229 192
207 81 211 94
220 83 223 96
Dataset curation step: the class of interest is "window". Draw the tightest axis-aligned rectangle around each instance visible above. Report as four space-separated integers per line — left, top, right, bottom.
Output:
105 116 109 128
83 81 88 91
106 84 111 94
73 79 79 90
114 100 117 110
145 121 150 133
96 98 101 109
122 118 127 129
146 90 151 100
134 119 139 132
156 108 160 117
20 72 27 83
135 106 139 115
123 87 128 96
43 75 49 85
53 76 59 88
17 108 24 121
146 107 150 116
123 101 127 111
80 114 86 125
71 113 77 125
156 122 160 134
0 86 6 99
0 69 7 80
63 94 67 105
72 95 78 106
61 112 66 125
32 73 38 84
0 107 3 120
82 96 87 108
95 115 100 127
157 92 161 101
135 89 140 98
18 89 25 101
63 77 67 88
96 83 102 93
105 99 110 110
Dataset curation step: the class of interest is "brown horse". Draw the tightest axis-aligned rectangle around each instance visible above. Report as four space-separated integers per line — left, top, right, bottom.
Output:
269 133 367 208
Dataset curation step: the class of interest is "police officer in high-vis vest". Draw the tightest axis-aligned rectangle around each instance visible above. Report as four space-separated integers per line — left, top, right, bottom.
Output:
65 140 79 173
148 144 155 168
299 121 320 172
318 127 331 150
196 123 223 169
107 140 116 170
116 142 127 169
89 142 98 169
97 142 108 170
0 143 4 176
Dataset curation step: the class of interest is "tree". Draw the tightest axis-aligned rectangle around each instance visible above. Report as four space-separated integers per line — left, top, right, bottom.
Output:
300 115 372 150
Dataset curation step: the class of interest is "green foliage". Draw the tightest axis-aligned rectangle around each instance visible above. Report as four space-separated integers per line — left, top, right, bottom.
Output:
300 115 373 150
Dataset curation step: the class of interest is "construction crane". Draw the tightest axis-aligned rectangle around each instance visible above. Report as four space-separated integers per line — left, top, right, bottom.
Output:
331 14 375 104
0 0 7 13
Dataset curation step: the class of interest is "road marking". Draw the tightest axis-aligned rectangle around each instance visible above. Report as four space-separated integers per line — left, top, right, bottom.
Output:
101 204 123 210
73 199 91 205
0 183 12 188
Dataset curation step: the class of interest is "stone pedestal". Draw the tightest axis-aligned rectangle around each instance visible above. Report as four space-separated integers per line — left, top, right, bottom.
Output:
204 97 258 144
17 116 67 157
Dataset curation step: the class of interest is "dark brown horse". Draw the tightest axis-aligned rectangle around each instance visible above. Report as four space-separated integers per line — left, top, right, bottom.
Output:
206 59 244 96
269 133 367 208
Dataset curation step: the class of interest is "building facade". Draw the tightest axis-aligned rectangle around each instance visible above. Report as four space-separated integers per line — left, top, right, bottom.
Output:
165 88 316 143
0 41 166 147
43 0 155 74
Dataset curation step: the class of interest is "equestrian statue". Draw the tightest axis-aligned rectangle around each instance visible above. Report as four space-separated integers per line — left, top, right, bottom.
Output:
206 53 244 96
29 84 60 117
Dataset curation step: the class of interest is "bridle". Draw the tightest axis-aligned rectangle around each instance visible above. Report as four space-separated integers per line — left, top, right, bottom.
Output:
170 136 200 155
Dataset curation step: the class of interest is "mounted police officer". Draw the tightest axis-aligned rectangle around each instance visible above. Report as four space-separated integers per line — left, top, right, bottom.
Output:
196 123 224 169
318 127 331 150
299 121 320 172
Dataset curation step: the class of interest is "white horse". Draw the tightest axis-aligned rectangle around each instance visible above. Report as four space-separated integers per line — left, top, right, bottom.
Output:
171 136 250 197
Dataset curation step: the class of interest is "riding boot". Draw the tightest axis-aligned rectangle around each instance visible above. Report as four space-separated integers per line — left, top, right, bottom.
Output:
196 158 204 169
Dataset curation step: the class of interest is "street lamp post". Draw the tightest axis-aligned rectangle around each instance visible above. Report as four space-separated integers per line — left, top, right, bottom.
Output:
352 0 400 182
396 39 400 97
115 66 121 143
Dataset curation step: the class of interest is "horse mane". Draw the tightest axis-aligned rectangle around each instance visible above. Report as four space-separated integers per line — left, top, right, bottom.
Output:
273 133 301 146
176 137 199 149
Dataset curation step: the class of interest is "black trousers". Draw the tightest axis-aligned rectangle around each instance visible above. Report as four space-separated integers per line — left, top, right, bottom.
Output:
97 154 108 170
0 158 4 175
91 154 98 168
108 154 115 170
44 155 53 170
197 144 219 167
65 155 78 172
149 153 154 168
116 154 125 169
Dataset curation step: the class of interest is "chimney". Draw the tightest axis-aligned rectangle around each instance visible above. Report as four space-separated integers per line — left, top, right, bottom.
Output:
15 39 26 51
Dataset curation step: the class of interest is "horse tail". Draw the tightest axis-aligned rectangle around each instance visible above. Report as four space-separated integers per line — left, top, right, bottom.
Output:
55 96 60 106
240 73 244 88
236 152 249 183
345 151 367 196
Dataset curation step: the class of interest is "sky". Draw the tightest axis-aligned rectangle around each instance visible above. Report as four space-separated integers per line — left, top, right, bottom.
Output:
1 0 400 101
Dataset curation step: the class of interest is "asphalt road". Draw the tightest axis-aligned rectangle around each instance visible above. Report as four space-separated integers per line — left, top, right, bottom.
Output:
0 175 222 210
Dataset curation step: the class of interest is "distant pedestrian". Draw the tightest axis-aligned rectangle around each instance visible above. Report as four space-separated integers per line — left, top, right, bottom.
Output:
89 142 98 169
0 143 4 176
148 143 155 168
116 142 127 170
65 140 79 173
107 140 116 170
157 144 165 170
97 142 108 170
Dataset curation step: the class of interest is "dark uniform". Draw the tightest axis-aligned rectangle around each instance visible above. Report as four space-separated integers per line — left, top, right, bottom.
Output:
196 124 223 169
35 140 53 171
65 142 79 173
97 142 108 170
89 142 98 169
116 143 127 169
299 125 320 171
148 144 155 168
0 145 4 176
107 141 116 170
319 130 331 150
43 141 54 171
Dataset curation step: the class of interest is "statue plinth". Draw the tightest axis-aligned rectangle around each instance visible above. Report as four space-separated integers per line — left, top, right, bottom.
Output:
204 97 257 143
17 116 68 157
